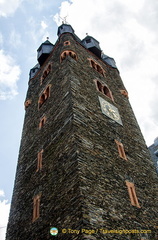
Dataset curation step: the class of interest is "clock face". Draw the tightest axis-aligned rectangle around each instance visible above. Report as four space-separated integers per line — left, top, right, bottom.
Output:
98 96 123 125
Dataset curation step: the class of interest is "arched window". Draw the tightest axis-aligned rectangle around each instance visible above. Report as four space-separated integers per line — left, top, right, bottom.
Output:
96 80 102 92
88 59 105 76
38 85 51 108
60 51 77 62
95 80 114 101
41 64 52 84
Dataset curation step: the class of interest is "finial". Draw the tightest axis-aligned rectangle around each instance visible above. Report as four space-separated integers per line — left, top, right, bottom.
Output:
60 16 68 24
86 33 88 36
47 37 49 40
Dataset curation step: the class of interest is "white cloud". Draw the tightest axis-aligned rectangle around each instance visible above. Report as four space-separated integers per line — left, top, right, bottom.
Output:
0 33 3 47
0 49 21 100
0 200 10 240
54 0 158 145
0 0 22 17
0 190 5 197
9 30 22 48
41 20 48 30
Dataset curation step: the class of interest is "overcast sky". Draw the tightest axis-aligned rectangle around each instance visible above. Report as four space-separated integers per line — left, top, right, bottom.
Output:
0 0 158 238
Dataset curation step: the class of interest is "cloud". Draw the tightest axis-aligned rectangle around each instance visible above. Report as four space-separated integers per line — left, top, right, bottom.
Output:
9 30 22 49
0 190 5 197
0 200 10 240
41 20 48 30
0 49 21 100
54 0 158 145
0 0 22 17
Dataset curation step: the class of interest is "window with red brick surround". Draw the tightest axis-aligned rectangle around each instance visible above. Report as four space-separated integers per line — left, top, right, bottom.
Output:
24 99 31 109
38 85 51 109
120 89 128 98
32 194 41 222
125 181 141 208
115 140 127 160
41 63 52 84
88 58 105 77
95 80 114 101
39 116 46 129
64 41 70 46
36 150 43 172
60 50 77 62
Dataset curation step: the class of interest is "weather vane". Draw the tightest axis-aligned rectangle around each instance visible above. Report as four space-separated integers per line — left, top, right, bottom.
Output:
60 16 68 24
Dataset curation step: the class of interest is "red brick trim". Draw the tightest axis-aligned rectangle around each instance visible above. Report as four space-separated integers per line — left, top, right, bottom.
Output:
64 41 71 46
88 58 105 77
39 115 46 129
125 181 141 208
94 79 114 101
24 99 32 109
60 50 77 62
115 140 127 160
36 149 43 172
38 85 51 109
32 194 41 222
40 63 52 85
120 89 128 98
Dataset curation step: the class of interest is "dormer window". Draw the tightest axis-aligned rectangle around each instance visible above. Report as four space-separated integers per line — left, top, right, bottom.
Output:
95 80 114 101
86 39 91 43
60 50 77 62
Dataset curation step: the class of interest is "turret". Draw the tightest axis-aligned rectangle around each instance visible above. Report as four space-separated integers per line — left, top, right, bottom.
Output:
57 24 75 37
81 35 102 58
37 40 54 66
102 53 118 69
29 63 40 79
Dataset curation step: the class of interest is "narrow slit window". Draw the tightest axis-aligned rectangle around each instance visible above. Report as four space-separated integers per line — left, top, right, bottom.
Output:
125 181 141 208
32 194 41 222
36 150 43 172
115 140 127 160
39 116 46 129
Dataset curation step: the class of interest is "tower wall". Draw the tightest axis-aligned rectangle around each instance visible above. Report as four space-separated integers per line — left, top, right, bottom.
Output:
6 31 158 240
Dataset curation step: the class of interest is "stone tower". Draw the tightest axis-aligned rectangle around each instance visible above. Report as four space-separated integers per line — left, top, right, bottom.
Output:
6 24 158 240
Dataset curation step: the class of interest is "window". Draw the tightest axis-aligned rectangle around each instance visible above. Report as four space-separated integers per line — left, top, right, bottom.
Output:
125 181 141 208
86 39 91 43
36 150 43 172
64 41 70 46
39 116 46 129
95 80 114 101
38 85 51 109
120 89 128 98
115 140 127 160
32 194 41 222
60 50 77 62
41 63 52 84
24 99 31 109
88 59 105 77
